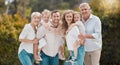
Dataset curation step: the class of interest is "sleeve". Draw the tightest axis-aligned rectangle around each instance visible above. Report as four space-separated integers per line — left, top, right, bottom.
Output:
92 17 102 39
38 38 47 48
19 24 29 39
36 26 47 39
77 21 85 34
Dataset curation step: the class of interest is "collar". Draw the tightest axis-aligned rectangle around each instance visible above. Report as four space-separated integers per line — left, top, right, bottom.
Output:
82 14 93 23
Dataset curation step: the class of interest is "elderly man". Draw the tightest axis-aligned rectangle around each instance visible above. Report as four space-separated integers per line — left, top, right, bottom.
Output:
79 3 102 65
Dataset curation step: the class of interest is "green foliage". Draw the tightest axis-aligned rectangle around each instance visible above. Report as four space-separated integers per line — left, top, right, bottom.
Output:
0 13 27 65
56 2 70 10
30 0 81 12
0 0 6 14
30 0 51 12
101 13 120 65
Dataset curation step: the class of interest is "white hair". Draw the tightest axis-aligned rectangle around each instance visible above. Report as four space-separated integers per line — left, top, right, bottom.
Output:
79 3 92 13
31 12 41 18
79 3 91 9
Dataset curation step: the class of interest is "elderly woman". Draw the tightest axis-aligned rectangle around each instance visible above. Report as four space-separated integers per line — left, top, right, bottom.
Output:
18 12 41 65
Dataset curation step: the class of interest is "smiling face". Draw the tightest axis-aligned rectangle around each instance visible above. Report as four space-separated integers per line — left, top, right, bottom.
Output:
32 16 41 26
31 12 41 26
42 9 51 23
42 14 50 23
62 10 74 31
51 11 61 27
65 12 73 26
74 13 81 22
79 3 91 21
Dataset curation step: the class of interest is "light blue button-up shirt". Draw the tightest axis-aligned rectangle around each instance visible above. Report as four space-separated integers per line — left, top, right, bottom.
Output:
83 14 102 52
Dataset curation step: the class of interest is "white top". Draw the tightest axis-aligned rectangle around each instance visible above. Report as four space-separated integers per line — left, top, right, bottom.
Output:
18 24 36 54
83 14 102 52
37 22 64 57
76 21 85 34
38 38 47 48
38 20 51 49
66 26 80 51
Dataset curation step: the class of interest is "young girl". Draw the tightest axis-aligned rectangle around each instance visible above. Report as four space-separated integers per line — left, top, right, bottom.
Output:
34 9 51 64
67 11 85 45
72 12 85 62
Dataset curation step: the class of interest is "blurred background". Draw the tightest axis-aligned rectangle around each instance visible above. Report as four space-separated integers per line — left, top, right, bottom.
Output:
0 0 120 65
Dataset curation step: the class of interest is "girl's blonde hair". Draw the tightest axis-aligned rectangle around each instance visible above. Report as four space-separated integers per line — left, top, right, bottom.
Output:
41 9 51 16
73 11 82 21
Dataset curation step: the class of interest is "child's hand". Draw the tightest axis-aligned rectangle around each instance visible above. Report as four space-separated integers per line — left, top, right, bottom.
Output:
33 38 39 45
59 52 65 60
80 39 85 45
78 33 85 45
34 54 40 61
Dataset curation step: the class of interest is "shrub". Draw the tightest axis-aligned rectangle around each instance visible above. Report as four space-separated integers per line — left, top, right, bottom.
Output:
0 13 27 65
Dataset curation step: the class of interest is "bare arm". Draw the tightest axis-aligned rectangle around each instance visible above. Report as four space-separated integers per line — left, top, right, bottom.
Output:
19 39 33 43
85 34 95 39
78 33 95 45
41 22 54 31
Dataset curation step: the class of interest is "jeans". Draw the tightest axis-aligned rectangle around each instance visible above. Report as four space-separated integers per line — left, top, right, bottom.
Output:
71 46 85 65
18 49 34 65
40 51 59 65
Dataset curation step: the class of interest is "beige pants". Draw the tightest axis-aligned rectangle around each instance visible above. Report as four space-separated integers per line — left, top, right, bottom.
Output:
84 49 101 65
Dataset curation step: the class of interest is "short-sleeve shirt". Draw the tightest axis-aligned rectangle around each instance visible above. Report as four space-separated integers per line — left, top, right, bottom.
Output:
18 24 36 54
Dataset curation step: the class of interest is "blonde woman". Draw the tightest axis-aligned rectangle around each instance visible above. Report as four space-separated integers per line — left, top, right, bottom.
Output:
18 12 41 65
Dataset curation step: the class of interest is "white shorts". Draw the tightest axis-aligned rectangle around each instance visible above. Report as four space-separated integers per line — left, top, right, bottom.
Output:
38 38 47 48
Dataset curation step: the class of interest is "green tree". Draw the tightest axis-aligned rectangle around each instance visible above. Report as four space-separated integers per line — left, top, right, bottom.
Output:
0 13 27 65
0 0 6 14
